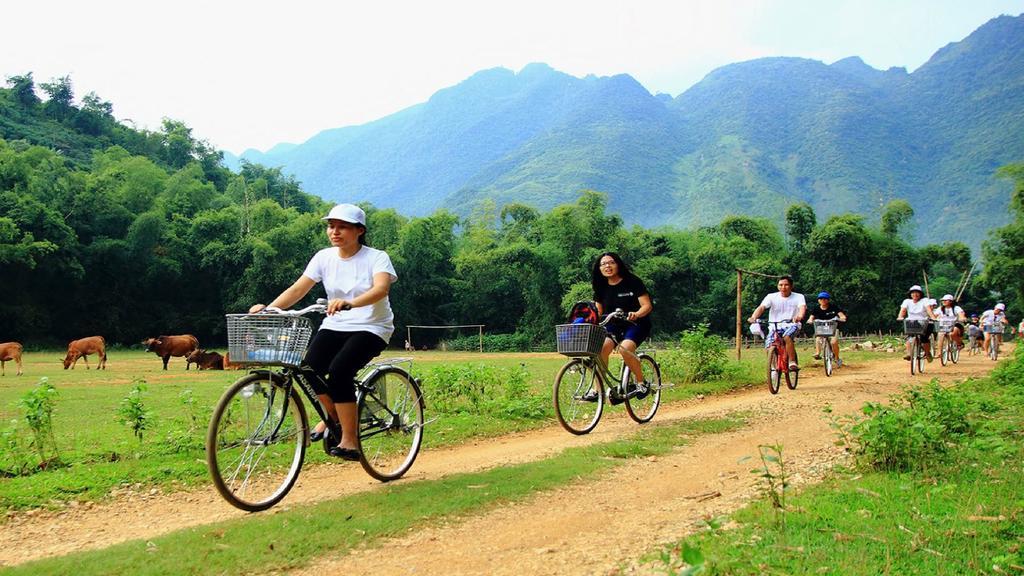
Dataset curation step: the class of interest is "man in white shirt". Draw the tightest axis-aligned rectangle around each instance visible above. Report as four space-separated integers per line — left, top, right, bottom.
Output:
981 303 1009 356
748 275 807 371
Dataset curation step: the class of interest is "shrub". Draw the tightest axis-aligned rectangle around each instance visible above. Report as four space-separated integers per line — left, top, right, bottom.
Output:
19 377 61 466
442 332 535 352
423 362 547 419
662 324 728 383
847 381 974 472
117 380 154 443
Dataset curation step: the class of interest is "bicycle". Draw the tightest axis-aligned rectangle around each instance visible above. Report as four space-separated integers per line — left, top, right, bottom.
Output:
935 317 959 366
206 300 426 512
755 320 800 394
552 310 663 435
812 319 840 377
902 319 928 375
984 321 1004 361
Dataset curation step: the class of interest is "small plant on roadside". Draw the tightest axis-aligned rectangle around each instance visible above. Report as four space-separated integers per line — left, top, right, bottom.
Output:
117 380 154 443
749 444 788 528
658 542 707 575
0 419 35 476
18 377 61 467
674 324 728 383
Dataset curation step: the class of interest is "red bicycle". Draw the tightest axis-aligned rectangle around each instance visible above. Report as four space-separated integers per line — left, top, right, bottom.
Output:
755 320 800 394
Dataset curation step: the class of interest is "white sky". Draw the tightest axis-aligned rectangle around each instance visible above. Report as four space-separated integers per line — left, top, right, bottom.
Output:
2 0 1022 155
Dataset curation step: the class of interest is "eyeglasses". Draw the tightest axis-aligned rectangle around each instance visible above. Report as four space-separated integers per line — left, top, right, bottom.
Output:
599 262 616 268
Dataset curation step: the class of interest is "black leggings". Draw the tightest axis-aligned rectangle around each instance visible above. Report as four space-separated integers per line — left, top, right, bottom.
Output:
303 330 387 403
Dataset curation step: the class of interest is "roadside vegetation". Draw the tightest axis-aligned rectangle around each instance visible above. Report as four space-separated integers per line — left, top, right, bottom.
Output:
652 350 1024 575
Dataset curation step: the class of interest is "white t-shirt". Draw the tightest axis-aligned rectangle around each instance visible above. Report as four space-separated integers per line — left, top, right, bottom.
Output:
980 309 1006 327
935 305 963 318
302 246 398 342
759 292 806 323
901 298 931 320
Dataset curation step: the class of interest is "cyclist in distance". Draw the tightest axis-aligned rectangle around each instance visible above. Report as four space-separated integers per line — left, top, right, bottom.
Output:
249 203 398 461
587 252 653 401
934 294 967 351
748 275 806 372
896 285 938 361
981 302 1010 355
967 314 982 352
806 291 847 366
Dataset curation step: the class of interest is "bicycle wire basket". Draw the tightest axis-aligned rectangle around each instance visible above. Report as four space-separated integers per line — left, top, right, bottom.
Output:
813 319 837 337
903 319 926 336
555 323 606 357
985 322 1005 334
226 314 314 367
936 317 956 334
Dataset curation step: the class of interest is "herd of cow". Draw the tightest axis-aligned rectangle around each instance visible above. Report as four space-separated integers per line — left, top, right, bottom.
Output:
0 334 238 377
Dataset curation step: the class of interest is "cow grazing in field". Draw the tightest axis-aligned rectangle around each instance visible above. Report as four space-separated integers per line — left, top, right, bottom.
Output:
63 336 107 370
142 335 200 370
222 352 243 370
0 342 24 376
186 349 224 370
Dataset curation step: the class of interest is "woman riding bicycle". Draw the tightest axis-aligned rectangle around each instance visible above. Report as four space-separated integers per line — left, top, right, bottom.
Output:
249 203 397 461
748 275 806 371
934 294 966 352
897 285 937 361
586 252 652 401
981 303 1009 356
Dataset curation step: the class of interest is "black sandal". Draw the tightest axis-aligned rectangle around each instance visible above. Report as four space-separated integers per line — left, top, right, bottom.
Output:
328 446 360 461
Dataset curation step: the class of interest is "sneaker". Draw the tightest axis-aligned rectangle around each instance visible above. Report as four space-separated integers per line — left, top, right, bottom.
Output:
926 354 933 363
788 362 799 371
581 390 599 402
836 358 844 367
903 354 911 361
635 380 650 400
813 353 822 360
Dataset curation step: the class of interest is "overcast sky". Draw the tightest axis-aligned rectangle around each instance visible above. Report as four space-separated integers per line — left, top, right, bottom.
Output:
2 0 1021 155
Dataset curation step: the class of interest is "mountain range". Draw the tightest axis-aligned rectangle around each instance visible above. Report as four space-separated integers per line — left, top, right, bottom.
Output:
230 14 1024 248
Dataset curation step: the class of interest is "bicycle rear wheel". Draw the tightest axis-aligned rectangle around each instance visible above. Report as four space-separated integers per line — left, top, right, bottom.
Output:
206 373 308 512
625 354 661 423
951 340 960 364
909 339 918 375
767 348 781 394
939 337 948 366
916 339 925 374
357 367 425 482
785 363 799 390
554 358 604 434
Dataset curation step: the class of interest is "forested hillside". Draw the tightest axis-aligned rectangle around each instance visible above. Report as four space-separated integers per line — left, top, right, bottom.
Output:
4 65 1023 350
239 14 1024 250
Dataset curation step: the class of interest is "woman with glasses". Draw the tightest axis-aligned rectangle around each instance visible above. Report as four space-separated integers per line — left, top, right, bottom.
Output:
587 252 653 399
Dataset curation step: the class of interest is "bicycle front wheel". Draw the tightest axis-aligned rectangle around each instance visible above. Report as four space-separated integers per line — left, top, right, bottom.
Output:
625 354 661 423
939 338 948 366
554 358 604 434
357 367 425 482
951 340 960 364
206 373 308 512
990 337 999 361
823 344 834 377
767 348 781 394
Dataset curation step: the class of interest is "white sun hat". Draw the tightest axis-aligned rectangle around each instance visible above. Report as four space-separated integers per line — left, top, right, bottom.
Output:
941 294 954 301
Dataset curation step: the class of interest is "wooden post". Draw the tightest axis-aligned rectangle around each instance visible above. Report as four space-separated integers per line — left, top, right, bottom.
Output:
736 269 743 360
407 326 412 351
479 326 483 353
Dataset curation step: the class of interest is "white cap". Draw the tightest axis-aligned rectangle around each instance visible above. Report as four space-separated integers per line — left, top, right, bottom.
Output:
941 294 954 302
908 285 923 293
322 204 366 226
929 299 937 306
996 302 1006 310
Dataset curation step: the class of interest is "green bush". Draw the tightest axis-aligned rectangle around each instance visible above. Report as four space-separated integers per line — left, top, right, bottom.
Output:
848 381 975 472
19 377 61 466
661 324 728 383
442 332 535 352
423 363 547 419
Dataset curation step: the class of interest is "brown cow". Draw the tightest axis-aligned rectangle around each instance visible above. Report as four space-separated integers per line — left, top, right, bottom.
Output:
222 352 243 370
185 349 224 370
63 336 107 370
0 342 24 376
142 335 200 370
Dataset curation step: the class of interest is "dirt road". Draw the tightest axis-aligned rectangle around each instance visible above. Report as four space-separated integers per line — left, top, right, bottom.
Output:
0 350 1001 570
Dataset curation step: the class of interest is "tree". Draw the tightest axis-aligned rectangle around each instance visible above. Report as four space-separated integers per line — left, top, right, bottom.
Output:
785 202 816 252
881 199 914 239
981 163 1024 313
40 76 74 120
6 73 40 107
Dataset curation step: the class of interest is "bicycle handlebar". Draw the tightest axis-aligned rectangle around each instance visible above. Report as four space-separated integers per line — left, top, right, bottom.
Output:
599 308 635 327
263 298 330 316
